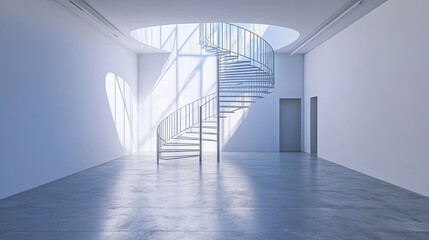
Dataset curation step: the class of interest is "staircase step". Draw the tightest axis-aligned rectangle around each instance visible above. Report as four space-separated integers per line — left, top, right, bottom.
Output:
191 125 217 129
219 60 251 65
219 55 238 60
219 78 272 81
219 95 263 98
219 63 252 67
220 69 265 74
219 79 272 83
220 73 266 77
164 143 200 146
219 83 271 87
220 74 267 78
220 88 272 91
186 132 217 135
220 74 266 78
219 71 273 75
219 80 272 84
220 64 259 69
204 46 228 52
220 65 262 70
220 90 271 94
219 61 248 65
174 136 217 142
160 149 199 153
205 49 230 56
220 73 268 77
219 85 271 88
219 82 244 86
159 155 200 160
219 100 256 103
219 85 271 89
220 105 250 109
220 86 272 89
211 115 227 119
202 120 218 124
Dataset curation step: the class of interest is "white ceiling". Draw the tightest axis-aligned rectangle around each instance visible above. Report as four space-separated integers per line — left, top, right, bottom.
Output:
68 0 387 54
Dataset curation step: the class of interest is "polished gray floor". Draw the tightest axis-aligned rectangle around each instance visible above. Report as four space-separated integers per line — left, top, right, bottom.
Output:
1 152 429 239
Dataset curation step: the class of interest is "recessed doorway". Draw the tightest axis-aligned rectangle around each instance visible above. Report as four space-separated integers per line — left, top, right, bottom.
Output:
310 97 318 155
279 98 302 152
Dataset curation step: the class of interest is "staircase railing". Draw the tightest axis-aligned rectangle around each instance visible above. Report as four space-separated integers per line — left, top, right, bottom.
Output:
156 93 217 163
200 23 275 88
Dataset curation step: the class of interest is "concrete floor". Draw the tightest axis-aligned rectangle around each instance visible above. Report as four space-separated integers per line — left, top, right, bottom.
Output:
1 152 429 240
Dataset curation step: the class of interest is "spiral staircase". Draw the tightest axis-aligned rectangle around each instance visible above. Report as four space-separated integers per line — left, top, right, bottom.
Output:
156 23 275 164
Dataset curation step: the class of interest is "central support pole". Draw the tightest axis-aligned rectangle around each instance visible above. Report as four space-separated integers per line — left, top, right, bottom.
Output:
216 57 220 163
199 106 203 164
156 136 159 165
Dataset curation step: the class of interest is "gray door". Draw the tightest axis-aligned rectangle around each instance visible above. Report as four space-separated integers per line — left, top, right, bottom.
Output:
310 97 318 154
279 99 301 152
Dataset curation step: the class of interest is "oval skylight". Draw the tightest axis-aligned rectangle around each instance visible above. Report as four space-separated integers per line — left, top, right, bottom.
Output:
130 23 299 52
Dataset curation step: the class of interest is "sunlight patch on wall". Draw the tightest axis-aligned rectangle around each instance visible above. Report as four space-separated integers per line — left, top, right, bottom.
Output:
105 72 138 153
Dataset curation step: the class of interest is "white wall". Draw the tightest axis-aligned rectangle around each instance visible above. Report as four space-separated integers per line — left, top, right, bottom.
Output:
0 0 137 199
304 0 429 197
223 53 304 151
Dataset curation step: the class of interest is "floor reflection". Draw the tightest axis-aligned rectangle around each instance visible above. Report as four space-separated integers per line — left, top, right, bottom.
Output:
1 152 429 239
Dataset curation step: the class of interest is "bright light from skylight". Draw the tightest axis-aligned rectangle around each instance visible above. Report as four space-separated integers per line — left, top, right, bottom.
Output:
130 23 299 51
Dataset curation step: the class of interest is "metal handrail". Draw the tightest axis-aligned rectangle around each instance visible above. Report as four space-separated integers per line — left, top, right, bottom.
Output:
199 23 275 86
156 93 217 162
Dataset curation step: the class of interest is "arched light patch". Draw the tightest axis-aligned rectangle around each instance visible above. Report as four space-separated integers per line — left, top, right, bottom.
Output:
105 72 138 153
